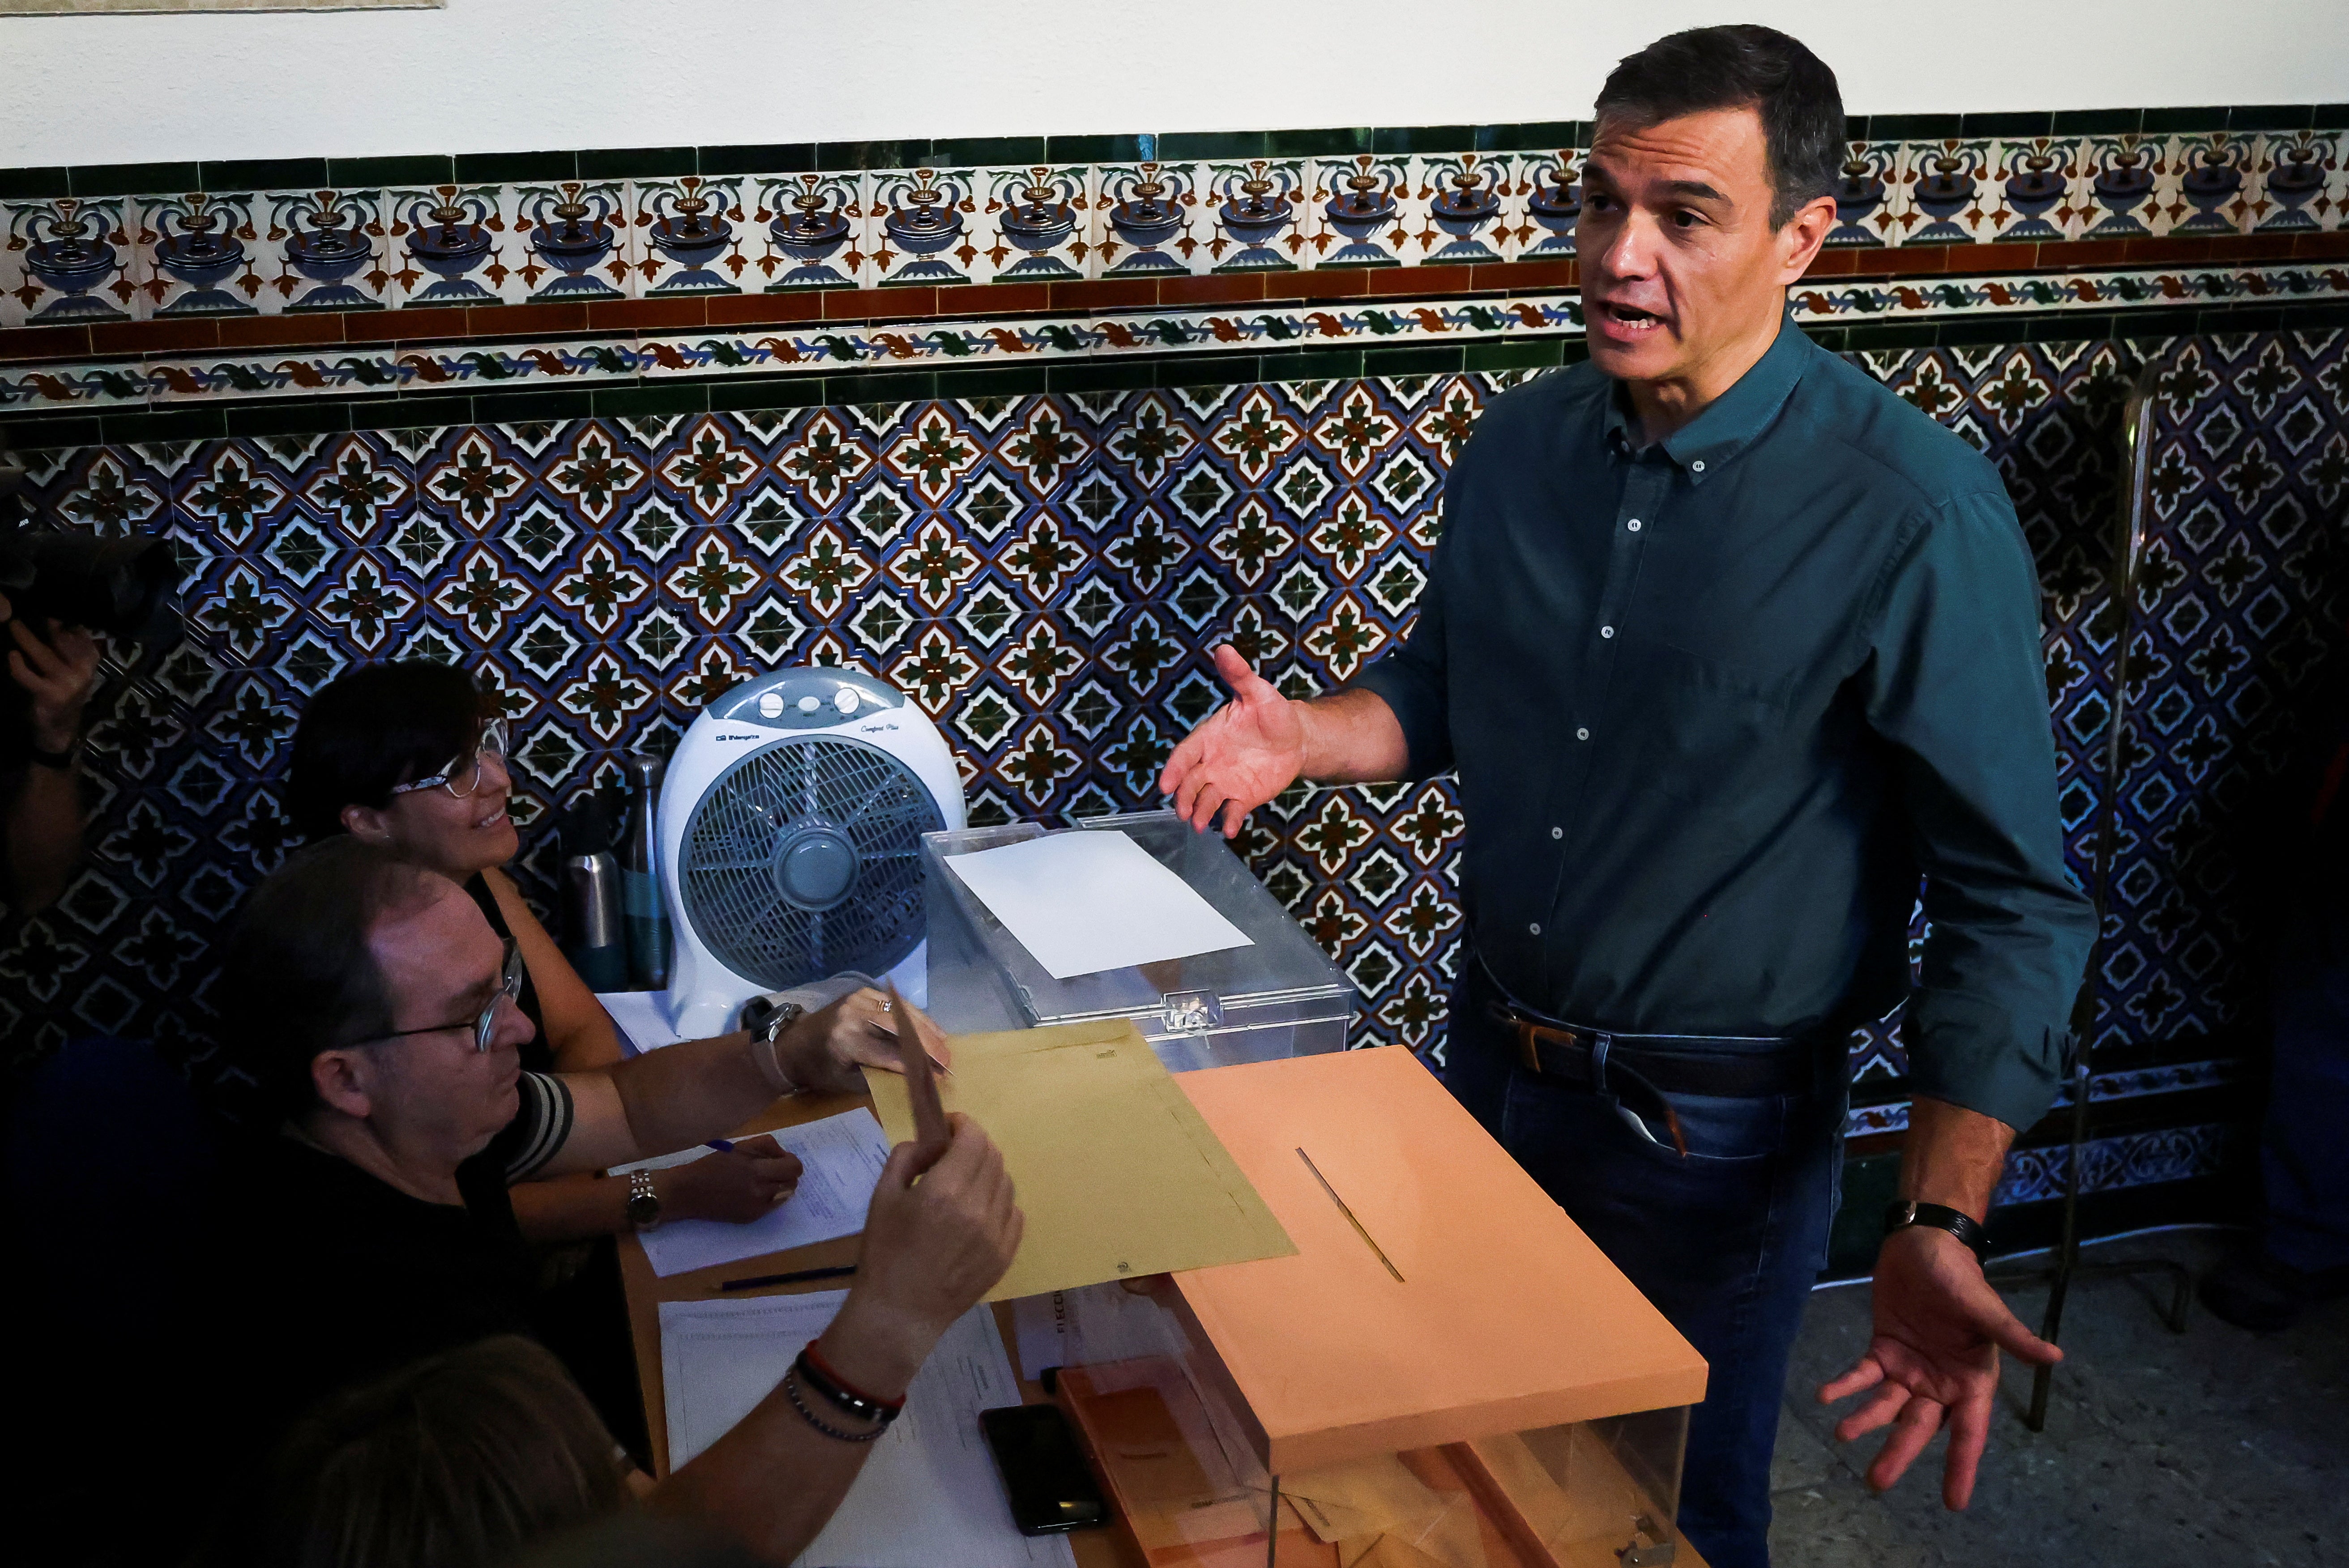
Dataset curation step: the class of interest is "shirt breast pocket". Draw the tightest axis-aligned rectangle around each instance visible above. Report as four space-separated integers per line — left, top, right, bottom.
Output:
1633 640 1792 804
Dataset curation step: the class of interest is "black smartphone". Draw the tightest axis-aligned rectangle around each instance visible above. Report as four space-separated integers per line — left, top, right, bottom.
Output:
979 1403 1109 1535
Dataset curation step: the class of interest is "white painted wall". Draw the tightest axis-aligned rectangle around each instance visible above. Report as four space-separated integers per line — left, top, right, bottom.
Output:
4 0 2345 170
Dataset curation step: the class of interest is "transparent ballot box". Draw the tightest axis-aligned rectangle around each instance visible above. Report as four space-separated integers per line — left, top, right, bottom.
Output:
1036 1046 1710 1567
921 809 1355 1070
1053 1346 1691 1568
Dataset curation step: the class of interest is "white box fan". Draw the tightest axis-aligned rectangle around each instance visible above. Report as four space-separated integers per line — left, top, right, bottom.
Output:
659 668 966 1039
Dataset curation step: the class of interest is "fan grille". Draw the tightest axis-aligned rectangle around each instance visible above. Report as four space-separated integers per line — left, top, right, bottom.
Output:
677 735 945 989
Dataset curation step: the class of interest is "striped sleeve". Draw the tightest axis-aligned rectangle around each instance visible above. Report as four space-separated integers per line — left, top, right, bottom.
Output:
501 1071 576 1183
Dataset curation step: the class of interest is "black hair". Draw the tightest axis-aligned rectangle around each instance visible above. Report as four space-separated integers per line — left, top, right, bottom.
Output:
1593 24 1845 229
288 661 490 842
214 836 443 1122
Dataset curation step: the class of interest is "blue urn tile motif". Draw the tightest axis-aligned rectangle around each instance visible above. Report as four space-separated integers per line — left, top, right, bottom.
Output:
1102 162 1191 276
2172 135 2247 236
1827 142 1897 247
639 176 745 295
9 198 132 321
759 173 860 291
1520 153 1582 256
991 166 1084 281
1318 156 1405 268
7 324 2344 1227
396 185 501 303
876 169 970 287
145 193 259 317
2255 133 2332 232
522 181 628 300
271 189 384 313
1906 141 1988 246
1418 155 1504 264
1210 160 1300 273
2084 136 2160 237
1995 140 2073 242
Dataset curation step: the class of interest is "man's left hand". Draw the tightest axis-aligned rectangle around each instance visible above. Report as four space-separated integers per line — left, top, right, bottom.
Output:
2 595 100 754
1818 1223 2061 1508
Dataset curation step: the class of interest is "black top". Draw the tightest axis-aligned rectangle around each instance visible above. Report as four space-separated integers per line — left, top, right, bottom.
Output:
209 1072 576 1452
465 869 552 1071
1354 322 2096 1133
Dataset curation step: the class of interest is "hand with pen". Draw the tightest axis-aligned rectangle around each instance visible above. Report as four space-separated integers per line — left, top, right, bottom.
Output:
659 1135 805 1224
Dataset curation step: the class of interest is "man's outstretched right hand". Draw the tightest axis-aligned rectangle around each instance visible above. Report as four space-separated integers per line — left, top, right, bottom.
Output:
1157 643 1307 839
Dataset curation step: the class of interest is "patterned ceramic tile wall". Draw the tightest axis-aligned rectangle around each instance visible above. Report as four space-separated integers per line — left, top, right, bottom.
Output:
4 329 2343 1214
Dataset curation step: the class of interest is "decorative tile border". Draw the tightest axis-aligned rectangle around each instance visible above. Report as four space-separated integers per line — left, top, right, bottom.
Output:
1993 1123 2235 1207
1844 1058 2242 1138
3 125 2341 341
6 262 2346 418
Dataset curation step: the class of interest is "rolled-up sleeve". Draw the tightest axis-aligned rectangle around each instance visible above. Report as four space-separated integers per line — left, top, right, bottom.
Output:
1351 573 1453 780
1861 489 2098 1133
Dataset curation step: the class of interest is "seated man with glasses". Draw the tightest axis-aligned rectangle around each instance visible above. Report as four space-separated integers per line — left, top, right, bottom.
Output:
198 835 1022 1545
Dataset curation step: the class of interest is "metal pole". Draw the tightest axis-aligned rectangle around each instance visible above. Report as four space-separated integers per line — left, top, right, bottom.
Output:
2023 356 2162 1431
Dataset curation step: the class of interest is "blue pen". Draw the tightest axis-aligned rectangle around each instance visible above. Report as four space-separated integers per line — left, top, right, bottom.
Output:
706 1138 735 1153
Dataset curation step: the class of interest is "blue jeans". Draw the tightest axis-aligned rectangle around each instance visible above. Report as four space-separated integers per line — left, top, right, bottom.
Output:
2263 903 2349 1274
1445 971 1847 1568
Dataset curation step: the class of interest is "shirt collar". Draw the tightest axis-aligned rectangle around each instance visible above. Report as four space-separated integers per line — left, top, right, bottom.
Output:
1602 316 1812 486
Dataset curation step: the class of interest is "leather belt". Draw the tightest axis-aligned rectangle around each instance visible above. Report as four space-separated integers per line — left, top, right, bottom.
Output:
1473 959 1830 1159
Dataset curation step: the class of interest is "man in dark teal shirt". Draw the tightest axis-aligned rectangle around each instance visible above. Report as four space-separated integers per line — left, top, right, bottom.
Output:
1160 25 2094 1568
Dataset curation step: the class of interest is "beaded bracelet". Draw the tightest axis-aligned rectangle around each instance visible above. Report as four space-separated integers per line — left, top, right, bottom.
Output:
781 1369 888 1444
796 1342 905 1425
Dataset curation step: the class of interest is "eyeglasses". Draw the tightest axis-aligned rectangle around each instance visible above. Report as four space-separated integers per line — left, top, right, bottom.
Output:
388 717 509 801
366 940 525 1054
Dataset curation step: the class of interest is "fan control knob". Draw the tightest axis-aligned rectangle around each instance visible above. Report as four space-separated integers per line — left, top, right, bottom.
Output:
834 688 860 715
759 692 784 718
798 694 821 713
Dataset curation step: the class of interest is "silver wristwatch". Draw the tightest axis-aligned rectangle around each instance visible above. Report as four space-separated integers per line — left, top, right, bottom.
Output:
626 1166 663 1230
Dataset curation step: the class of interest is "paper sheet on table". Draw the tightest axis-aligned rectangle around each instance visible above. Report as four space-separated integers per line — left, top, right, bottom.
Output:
597 989 685 1053
661 1291 1075 1568
612 1109 891 1278
866 1020 1293 1300
1011 1280 1190 1381
943 829 1253 979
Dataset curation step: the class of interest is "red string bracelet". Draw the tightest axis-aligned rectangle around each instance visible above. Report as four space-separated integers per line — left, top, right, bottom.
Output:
803 1338 907 1414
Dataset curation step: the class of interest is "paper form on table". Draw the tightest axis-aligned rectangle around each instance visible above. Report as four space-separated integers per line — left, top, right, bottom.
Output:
865 1019 1292 1301
612 1108 891 1278
660 1291 1076 1568
1011 1280 1189 1381
941 828 1252 979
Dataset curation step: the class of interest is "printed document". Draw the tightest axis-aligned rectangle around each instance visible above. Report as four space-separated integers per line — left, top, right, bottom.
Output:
614 1109 892 1278
943 829 1252 979
661 1291 1076 1568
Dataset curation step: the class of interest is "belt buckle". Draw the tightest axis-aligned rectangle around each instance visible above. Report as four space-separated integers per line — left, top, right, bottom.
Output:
1512 1018 1544 1075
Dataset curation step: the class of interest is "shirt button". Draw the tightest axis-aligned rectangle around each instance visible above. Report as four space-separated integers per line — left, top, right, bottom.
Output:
1627 518 1642 532
1550 826 1563 839
1600 626 1614 639
1529 922 1542 937
1576 727 1590 741
1691 460 1706 473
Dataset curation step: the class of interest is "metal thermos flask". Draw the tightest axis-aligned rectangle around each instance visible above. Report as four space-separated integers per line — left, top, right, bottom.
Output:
560 851 628 993
622 752 672 990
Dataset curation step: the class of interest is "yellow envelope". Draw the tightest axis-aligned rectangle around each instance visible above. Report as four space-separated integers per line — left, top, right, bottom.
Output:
864 1020 1294 1301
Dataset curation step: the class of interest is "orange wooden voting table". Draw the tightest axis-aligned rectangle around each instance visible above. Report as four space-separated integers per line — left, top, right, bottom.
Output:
618 1057 1711 1568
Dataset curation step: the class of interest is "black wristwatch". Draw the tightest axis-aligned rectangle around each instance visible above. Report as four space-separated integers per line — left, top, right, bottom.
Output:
626 1167 663 1231
1884 1200 1990 1262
